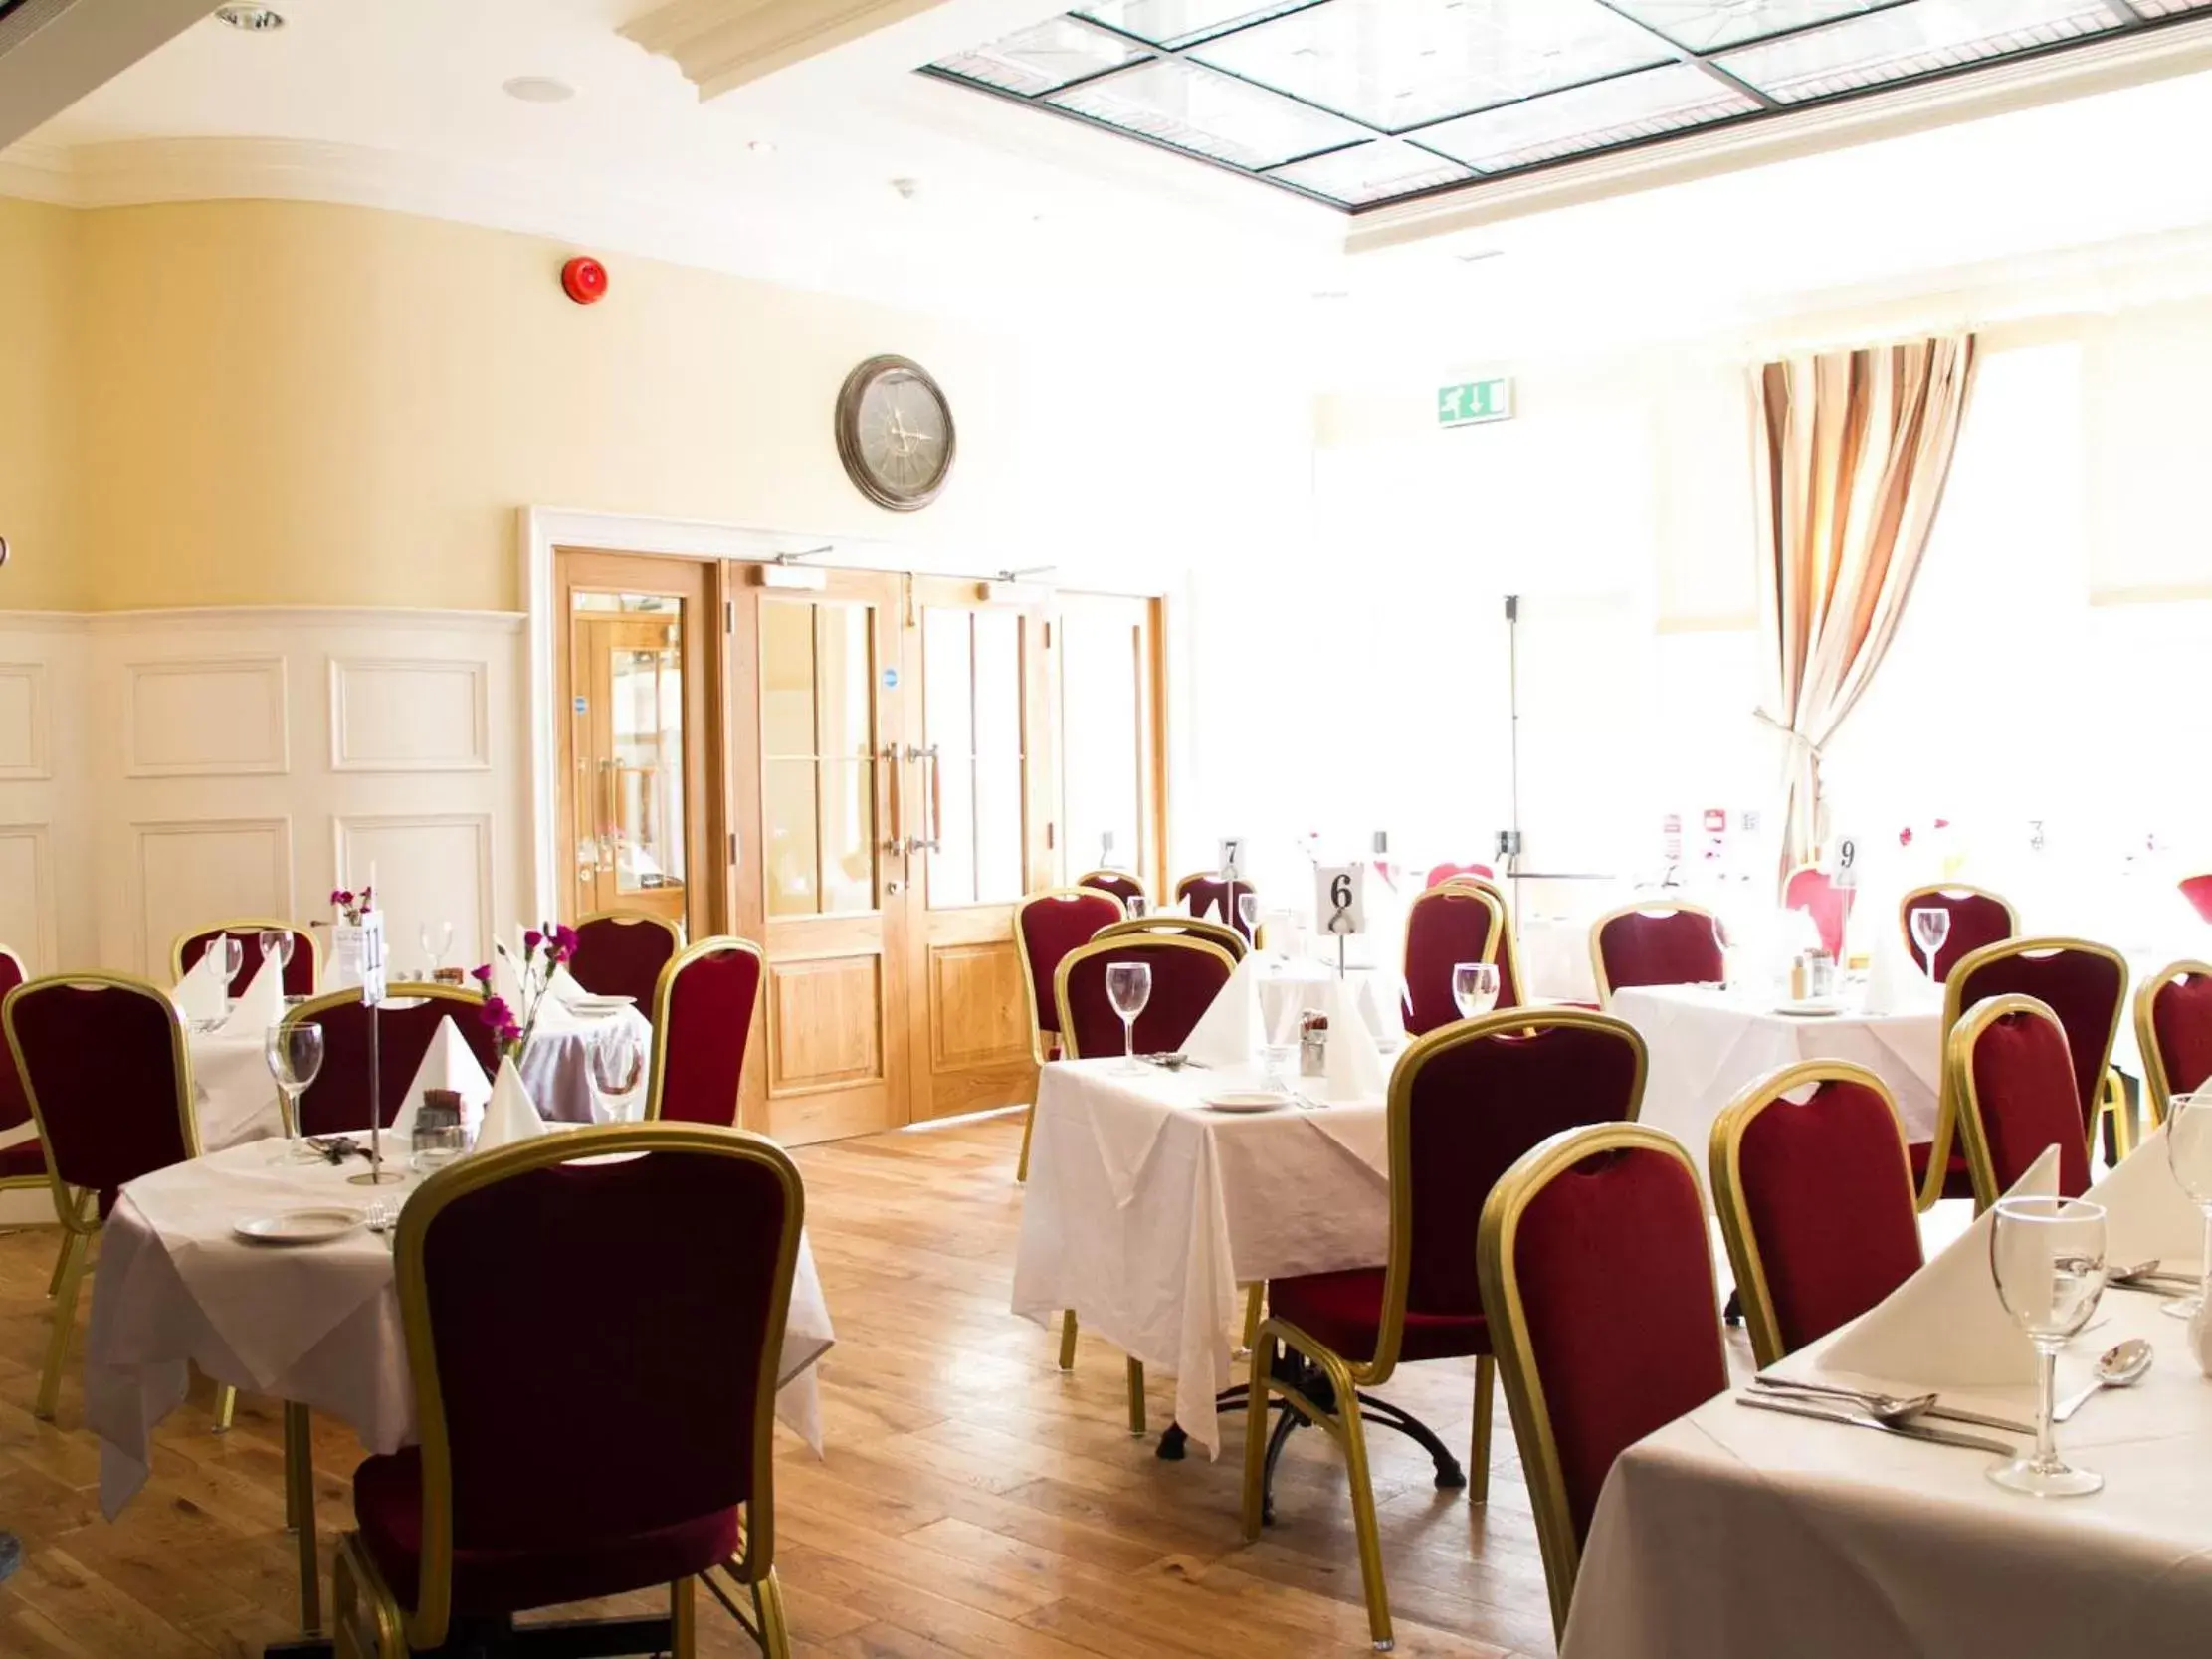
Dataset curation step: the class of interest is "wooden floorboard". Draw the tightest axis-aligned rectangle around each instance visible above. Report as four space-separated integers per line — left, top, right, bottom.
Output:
0 1115 1562 1656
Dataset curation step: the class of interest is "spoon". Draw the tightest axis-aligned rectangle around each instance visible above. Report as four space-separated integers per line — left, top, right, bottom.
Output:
2053 1337 2153 1423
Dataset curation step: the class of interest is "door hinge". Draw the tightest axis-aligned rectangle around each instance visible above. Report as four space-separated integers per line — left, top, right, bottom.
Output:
1046 821 1056 851
723 598 734 634
1044 619 1053 648
727 830 738 866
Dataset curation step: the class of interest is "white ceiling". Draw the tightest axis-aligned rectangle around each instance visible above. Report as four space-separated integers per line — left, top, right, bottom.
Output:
17 0 2212 367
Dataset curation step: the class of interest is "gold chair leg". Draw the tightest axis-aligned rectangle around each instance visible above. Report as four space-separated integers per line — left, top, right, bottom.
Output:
1125 1355 1146 1436
753 1568 793 1659
1240 1331 1277 1541
2103 1070 2134 1162
1240 1282 1266 1354
1337 1391 1395 1653
35 1229 88 1421
671 1576 697 1659
285 1401 323 1635
213 1382 237 1434
332 1533 406 1659
1469 1354 1495 1507
1017 1103 1037 1183
1058 1309 1078 1371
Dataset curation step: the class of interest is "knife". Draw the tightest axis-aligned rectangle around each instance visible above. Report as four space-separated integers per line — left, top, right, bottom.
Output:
1736 1392 2019 1454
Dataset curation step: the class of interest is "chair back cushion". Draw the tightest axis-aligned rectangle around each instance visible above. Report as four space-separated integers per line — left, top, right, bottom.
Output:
1056 937 1233 1059
1964 1001 2092 1198
652 943 763 1126
179 925 316 997
1177 876 1256 942
411 1136 798 1566
0 949 27 1133
1426 861 1494 888
1728 1074 1921 1356
2180 875 2212 926
1402 887 1507 1036
569 915 682 1013
1078 871 1145 908
1952 941 2121 1127
1093 916 1247 961
5 978 192 1194
1016 891 1122 1036
2150 968 2212 1107
1594 908 1722 995
292 995 496 1137
1904 889 2013 982
1783 867 1851 960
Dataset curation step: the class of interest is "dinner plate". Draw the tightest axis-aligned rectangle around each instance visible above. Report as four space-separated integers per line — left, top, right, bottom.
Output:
1203 1091 1287 1114
1773 1000 1844 1018
232 1206 366 1246
567 995 637 1017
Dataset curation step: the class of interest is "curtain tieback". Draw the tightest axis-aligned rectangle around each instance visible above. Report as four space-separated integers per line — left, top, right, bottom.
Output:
1753 708 1822 765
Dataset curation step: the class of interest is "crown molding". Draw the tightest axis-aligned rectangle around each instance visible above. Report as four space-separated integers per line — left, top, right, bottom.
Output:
0 604 524 632
622 0 948 100
0 137 74 204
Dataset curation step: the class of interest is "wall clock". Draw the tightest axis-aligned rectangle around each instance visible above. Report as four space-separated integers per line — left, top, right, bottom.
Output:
835 355 955 512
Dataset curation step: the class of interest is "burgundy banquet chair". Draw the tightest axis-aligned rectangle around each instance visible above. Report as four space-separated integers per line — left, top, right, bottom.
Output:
1710 1061 1923 1366
1091 914 1247 961
0 947 47 1202
1053 933 1236 1065
644 937 765 1127
330 1124 805 1659
1174 872 1257 942
569 910 685 1015
1401 881 1512 1035
282 986 496 1137
1479 1122 1730 1640
1589 902 1724 1004
1947 994 2093 1209
1242 1009 1649 1652
1076 869 1148 911
2137 959 2212 1128
1013 887 1123 1183
1784 865 1852 960
1425 860 1494 889
1897 884 2016 982
174 918 319 998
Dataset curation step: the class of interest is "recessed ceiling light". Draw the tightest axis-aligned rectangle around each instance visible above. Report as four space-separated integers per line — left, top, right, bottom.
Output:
503 76 575 104
1310 289 1350 301
748 139 776 155
1455 249 1506 264
213 4 285 31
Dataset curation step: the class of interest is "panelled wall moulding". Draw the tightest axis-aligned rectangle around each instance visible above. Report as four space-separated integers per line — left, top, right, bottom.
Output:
123 655 290 777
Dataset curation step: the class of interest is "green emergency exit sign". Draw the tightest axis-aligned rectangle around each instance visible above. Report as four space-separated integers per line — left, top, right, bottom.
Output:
1437 377 1514 427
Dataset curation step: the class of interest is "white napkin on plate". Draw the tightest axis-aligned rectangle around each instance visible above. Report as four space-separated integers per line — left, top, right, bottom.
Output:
2087 1124 2205 1275
388 1016 495 1142
171 949 231 1025
1816 1145 2059 1389
473 1055 546 1152
1184 954 1263 1069
215 956 285 1040
1322 978 1388 1104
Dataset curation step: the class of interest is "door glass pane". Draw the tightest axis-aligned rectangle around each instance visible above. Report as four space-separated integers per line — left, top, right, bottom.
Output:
934 748 980 910
609 626 685 897
972 609 1026 903
1060 607 1145 877
761 601 817 758
819 759 877 913
764 759 819 917
922 609 978 906
819 604 874 761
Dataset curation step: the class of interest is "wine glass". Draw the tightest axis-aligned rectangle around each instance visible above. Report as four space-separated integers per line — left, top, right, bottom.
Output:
1125 895 1150 920
1987 1194 2109 1497
264 1020 325 1163
589 1020 646 1123
2162 1088 2212 1320
1452 962 1500 1020
419 920 455 980
256 929 293 984
1105 961 1152 1074
214 935 244 996
1910 905 1951 981
1237 890 1261 940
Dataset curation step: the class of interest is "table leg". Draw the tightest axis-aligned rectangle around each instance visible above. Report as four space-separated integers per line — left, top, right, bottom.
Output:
285 1401 322 1635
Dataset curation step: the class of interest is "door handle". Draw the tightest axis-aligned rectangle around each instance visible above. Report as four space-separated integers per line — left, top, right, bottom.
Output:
905 744 942 854
878 744 904 853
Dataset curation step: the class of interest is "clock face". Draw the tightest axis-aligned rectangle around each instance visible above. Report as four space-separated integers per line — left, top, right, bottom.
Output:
836 356 955 511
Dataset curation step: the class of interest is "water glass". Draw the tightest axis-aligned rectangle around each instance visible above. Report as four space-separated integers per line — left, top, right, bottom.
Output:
1910 906 1951 980
589 1021 646 1122
419 920 456 979
256 929 294 984
1452 961 1500 1020
264 1020 326 1163
1124 895 1149 920
1988 1194 2108 1497
1105 961 1152 1074
215 934 244 992
2163 1088 2212 1320
1237 890 1261 940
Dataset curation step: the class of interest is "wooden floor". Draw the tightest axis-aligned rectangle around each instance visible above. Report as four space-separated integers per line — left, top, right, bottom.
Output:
0 1115 1565 1658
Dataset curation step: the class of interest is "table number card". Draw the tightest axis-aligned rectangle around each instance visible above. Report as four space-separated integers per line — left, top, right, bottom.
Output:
1218 837 1246 881
1832 834 1861 890
1316 865 1366 936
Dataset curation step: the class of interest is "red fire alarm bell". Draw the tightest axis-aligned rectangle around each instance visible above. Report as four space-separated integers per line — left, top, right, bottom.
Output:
560 256 609 305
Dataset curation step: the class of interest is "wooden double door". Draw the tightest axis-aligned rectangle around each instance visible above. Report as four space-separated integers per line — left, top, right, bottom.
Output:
560 552 1158 1145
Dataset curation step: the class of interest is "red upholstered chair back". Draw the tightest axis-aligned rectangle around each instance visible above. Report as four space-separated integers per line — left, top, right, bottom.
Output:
175 921 317 998
1092 915 1247 961
285 989 496 1138
2180 875 2212 926
1077 870 1147 910
1480 1124 1727 1639
0 947 28 1135
397 1126 802 1628
1783 866 1851 960
1899 886 2015 982
1591 904 1723 1002
1015 889 1123 1054
1054 935 1235 1060
1945 936 2123 1131
569 913 683 1014
646 938 764 1127
2140 960 2212 1127
1175 874 1257 942
3 975 197 1205
1711 1063 1921 1366
1426 861 1494 888
1401 885 1508 1037
1380 1012 1646 1352
1950 995 2093 1205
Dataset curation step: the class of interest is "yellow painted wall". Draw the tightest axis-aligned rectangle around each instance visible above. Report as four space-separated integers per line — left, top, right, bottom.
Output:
0 197 81 610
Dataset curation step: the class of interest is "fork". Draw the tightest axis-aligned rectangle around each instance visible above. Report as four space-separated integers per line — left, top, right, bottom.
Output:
365 1201 395 1249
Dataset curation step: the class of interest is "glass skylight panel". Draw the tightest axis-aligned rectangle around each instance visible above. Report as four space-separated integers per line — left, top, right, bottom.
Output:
929 17 1147 95
1713 0 2122 104
1074 0 1318 48
1192 0 1670 132
1418 62 1759 172
1265 137 1477 204
1046 56 1372 167
1607 0 1886 53
2125 0 2212 14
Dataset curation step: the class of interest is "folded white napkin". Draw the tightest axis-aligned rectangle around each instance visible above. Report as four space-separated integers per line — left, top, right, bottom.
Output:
388 1016 495 1142
2087 1124 2206 1275
1322 978 1388 1104
473 1055 546 1152
1817 1146 2059 1389
1184 954 1263 1069
171 950 231 1025
1862 904 1943 1016
546 964 593 1011
215 957 285 1040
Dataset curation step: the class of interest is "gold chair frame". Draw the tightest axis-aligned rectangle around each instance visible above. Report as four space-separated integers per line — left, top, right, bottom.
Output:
1946 992 2076 1213
0 944 41 1201
576 908 688 984
1709 1060 1914 1369
1076 869 1151 909
170 916 322 989
1240 1008 1649 1652
330 1123 803 1659
1402 882 1509 1023
1586 900 1722 1007
1478 1121 1724 1643
1091 915 1247 960
1895 883 2018 978
2133 958 2212 1131
643 936 767 1125
1012 887 1126 1185
1916 935 2126 1211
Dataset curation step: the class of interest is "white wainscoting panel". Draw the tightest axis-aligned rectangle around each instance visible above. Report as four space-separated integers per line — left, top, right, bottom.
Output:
0 823 57 973
132 817 296 977
328 657 491 772
332 813 495 974
0 663 50 779
126 656 290 777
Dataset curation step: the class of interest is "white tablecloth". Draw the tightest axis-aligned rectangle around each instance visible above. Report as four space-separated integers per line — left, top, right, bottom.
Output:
1562 1284 2212 1658
1612 985 1942 1171
1012 1058 1388 1456
86 1141 834 1516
